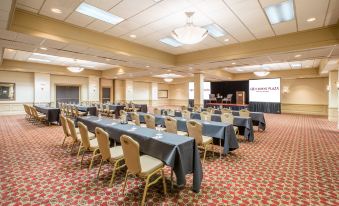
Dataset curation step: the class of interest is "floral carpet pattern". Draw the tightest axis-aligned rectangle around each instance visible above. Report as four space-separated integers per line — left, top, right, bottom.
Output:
0 114 338 205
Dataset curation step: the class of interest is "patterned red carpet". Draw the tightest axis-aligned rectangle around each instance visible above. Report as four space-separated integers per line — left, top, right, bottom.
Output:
0 114 338 205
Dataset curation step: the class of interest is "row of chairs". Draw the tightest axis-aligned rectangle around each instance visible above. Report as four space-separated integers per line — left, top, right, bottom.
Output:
59 103 87 118
23 104 47 125
59 115 165 206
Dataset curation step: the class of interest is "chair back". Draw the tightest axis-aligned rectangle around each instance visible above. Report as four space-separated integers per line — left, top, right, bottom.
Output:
221 108 232 114
144 114 155 129
193 106 200 112
120 110 127 116
31 107 38 118
200 111 211 121
78 122 91 149
130 112 140 126
120 135 141 174
206 107 213 113
26 106 33 116
60 115 70 136
164 116 177 134
227 94 233 99
95 127 111 161
182 110 191 120
66 118 78 142
221 113 234 124
153 108 161 115
181 105 187 111
186 120 203 145
239 109 250 117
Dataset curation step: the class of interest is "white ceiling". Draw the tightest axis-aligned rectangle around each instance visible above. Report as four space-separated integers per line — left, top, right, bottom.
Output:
16 0 339 54
3 48 117 69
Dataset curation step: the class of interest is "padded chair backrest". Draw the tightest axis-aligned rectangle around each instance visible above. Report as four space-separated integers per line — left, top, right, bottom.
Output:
227 94 233 98
181 105 187 111
200 111 211 121
221 108 232 114
239 109 250 117
95 127 111 161
221 113 234 125
193 106 200 112
31 107 38 117
66 118 78 142
60 115 70 136
130 112 140 126
153 108 161 115
144 114 155 129
182 110 191 120
165 116 177 134
120 135 141 174
78 122 91 149
186 120 203 145
206 107 213 113
120 110 127 116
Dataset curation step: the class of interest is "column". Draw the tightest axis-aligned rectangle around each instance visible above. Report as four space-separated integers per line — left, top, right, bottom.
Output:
149 82 158 106
88 76 100 102
328 70 338 122
194 73 204 107
34 73 50 104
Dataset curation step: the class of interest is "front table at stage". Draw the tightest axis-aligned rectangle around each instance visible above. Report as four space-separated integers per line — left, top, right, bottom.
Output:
77 116 203 193
127 112 239 154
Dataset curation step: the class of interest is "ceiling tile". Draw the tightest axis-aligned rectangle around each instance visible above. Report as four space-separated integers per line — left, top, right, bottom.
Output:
65 12 94 27
84 0 121 10
86 20 114 32
109 0 155 19
16 0 44 10
272 20 297 35
324 0 339 26
40 0 82 21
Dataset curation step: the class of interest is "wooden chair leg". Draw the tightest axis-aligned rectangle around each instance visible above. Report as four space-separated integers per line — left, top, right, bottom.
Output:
109 161 119 187
77 144 83 158
61 135 67 146
203 146 207 164
80 150 86 169
88 149 99 170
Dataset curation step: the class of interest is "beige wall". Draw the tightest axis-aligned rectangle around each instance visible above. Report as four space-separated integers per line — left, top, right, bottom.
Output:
281 77 328 115
114 79 125 102
0 70 34 114
168 82 189 106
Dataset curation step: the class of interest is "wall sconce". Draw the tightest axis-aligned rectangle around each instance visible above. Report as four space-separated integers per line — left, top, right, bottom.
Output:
282 86 289 94
40 82 46 91
326 85 330 91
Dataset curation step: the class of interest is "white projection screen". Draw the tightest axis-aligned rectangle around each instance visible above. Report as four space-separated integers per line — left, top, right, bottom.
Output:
249 78 281 103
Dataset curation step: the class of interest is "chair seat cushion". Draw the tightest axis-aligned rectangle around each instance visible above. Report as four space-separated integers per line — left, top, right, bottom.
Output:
140 155 164 176
177 131 188 136
202 135 213 145
110 146 124 160
76 132 95 141
89 138 99 149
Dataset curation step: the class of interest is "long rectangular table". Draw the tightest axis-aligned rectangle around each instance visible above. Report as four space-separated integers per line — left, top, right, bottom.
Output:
127 112 239 154
34 105 60 125
78 116 203 193
77 106 97 116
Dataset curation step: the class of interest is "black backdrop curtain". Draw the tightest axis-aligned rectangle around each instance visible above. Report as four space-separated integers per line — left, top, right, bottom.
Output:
211 81 249 104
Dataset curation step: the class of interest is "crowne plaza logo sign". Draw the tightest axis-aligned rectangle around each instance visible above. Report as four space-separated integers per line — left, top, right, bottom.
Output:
250 86 280 92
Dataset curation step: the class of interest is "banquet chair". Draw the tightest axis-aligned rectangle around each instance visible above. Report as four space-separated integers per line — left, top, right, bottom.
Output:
74 107 87 118
153 107 161 115
200 111 211 121
95 128 125 187
180 105 188 111
206 107 213 113
209 94 217 103
31 107 47 125
120 110 128 123
239 109 250 117
60 115 79 147
130 112 143 126
66 118 95 154
186 120 214 163
131 103 139 112
220 113 239 157
193 106 201 112
222 94 233 103
164 116 187 136
120 135 166 206
221 108 232 114
182 110 191 120
105 104 115 117
78 122 100 169
144 114 156 129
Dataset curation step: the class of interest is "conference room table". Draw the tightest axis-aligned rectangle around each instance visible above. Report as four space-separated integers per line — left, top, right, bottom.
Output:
77 106 97 116
34 105 60 125
127 112 239 154
77 116 203 193
108 105 125 117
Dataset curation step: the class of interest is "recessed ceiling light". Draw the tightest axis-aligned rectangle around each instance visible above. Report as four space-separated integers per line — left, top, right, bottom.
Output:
105 58 110 61
40 47 48 50
224 38 229 42
204 24 225 38
76 2 124 25
189 67 193 70
28 58 51 63
264 0 294 25
51 8 62 14
146 65 150 68
294 54 301 58
129 34 136 38
232 62 236 65
291 63 301 68
307 17 316 22
160 37 182 47
167 69 171 72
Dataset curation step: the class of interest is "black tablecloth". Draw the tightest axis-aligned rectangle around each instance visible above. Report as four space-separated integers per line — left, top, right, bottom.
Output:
78 116 203 193
34 106 60 124
135 104 148 113
77 106 97 116
108 105 125 117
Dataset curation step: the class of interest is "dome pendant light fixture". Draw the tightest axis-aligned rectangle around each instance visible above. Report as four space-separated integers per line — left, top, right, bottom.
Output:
171 12 208 45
